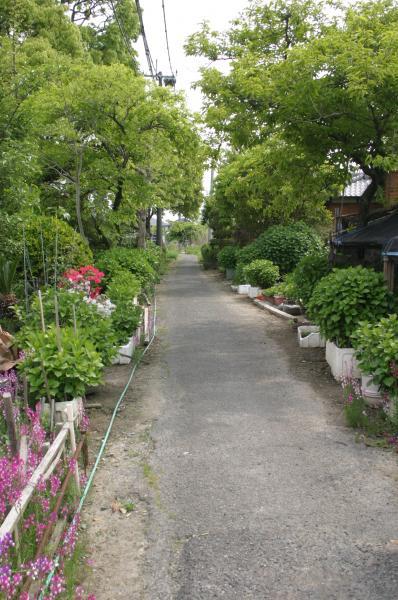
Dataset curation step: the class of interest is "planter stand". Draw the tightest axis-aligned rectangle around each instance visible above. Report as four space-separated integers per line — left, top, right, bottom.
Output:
325 340 361 380
298 326 325 348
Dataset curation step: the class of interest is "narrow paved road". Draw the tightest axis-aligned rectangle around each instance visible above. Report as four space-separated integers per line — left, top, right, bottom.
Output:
142 255 398 599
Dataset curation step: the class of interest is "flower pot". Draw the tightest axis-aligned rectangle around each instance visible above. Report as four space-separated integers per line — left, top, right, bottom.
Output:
43 397 83 425
231 285 238 292
226 268 235 280
298 326 326 348
361 374 383 407
112 336 135 365
248 286 260 299
325 340 361 380
238 284 250 295
273 295 286 306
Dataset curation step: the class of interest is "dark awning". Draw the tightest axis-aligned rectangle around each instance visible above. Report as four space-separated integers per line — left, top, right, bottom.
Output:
332 211 398 249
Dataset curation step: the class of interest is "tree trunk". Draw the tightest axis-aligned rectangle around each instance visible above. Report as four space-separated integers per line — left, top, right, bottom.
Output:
146 209 152 236
156 207 163 247
358 169 386 225
113 176 124 211
137 209 147 249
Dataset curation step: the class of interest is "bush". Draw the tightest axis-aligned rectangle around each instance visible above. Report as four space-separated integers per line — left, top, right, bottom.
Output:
243 259 279 288
18 325 103 402
201 243 219 269
237 222 324 275
217 246 238 270
107 270 141 304
0 215 92 284
308 266 394 348
353 314 398 397
111 302 142 346
96 248 156 291
19 288 118 366
290 251 331 306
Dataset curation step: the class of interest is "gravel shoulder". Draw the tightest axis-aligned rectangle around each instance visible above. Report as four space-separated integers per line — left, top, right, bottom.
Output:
82 256 398 600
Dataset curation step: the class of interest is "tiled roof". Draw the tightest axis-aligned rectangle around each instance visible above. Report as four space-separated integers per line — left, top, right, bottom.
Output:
343 171 372 197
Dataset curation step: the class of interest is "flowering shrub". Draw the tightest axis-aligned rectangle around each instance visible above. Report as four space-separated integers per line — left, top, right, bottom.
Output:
62 266 105 300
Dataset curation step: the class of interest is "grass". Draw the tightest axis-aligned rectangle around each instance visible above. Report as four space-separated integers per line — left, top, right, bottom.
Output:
142 462 158 488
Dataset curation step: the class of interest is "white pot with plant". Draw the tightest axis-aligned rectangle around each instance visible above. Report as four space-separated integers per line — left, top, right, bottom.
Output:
243 259 280 301
307 266 394 381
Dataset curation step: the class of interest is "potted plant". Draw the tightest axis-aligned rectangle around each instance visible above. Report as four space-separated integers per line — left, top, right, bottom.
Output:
217 246 238 280
352 315 398 407
243 259 279 299
17 325 103 405
308 267 394 380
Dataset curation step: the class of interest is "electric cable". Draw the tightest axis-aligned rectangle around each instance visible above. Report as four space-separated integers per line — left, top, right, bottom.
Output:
161 0 175 77
39 297 158 598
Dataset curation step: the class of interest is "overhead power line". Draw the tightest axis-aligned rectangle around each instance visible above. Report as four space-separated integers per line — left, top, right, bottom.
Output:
162 0 175 77
134 0 156 79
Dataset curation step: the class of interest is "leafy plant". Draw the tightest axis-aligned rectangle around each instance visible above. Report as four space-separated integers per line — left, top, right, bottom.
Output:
237 223 324 275
19 288 117 366
96 248 156 290
290 251 331 306
217 246 238 270
308 267 394 348
107 270 141 304
18 325 103 401
0 258 18 295
243 259 279 288
353 314 398 397
111 302 142 346
201 243 219 269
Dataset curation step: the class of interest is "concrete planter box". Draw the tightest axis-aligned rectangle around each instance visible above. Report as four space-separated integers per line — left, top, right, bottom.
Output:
44 397 83 425
238 284 250 295
248 286 260 299
361 374 383 407
226 268 235 280
112 336 135 365
325 340 361 380
231 285 238 292
298 326 325 348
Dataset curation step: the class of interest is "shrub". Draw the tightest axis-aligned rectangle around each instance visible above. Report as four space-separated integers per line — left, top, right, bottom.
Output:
96 248 156 290
0 215 92 284
243 259 279 288
290 251 331 306
143 242 167 277
217 246 238 270
18 325 103 402
308 266 394 348
353 314 398 397
107 270 141 304
19 288 118 366
237 222 324 275
111 302 142 346
201 243 219 269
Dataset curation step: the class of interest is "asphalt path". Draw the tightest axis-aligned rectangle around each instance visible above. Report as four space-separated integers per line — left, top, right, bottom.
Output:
144 255 398 599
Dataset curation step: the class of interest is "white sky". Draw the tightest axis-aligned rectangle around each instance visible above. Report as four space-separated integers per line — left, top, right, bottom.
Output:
135 0 248 112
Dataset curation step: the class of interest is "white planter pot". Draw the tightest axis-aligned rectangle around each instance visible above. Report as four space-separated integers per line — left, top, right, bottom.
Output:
325 340 361 380
297 326 326 348
238 284 250 295
43 397 83 425
248 286 260 299
361 374 383 407
226 268 235 280
112 336 135 365
231 285 238 292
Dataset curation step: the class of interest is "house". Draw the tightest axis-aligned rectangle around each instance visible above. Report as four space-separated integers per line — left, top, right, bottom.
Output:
328 170 398 233
331 209 398 290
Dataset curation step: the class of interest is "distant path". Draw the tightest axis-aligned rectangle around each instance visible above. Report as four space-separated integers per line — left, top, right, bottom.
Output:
144 255 398 599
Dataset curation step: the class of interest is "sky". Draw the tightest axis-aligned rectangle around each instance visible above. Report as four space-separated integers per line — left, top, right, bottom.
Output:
135 0 248 112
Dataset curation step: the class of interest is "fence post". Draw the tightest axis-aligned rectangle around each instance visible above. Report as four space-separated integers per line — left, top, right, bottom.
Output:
66 404 80 494
2 392 19 456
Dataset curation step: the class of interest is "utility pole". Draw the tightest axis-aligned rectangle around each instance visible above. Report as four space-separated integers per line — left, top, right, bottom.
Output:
156 72 163 247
